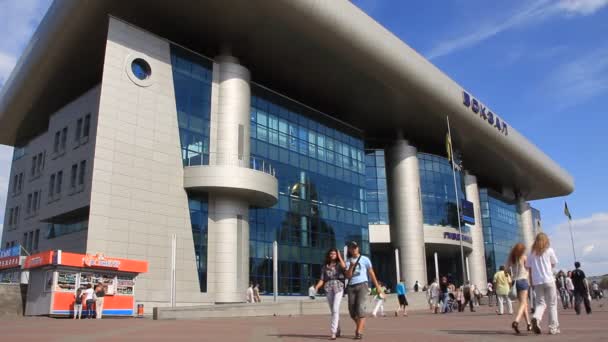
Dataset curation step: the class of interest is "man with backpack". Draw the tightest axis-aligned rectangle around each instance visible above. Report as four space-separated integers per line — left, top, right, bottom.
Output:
571 262 592 315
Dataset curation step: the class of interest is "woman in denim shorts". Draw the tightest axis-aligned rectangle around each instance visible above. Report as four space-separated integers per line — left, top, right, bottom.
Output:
507 243 531 333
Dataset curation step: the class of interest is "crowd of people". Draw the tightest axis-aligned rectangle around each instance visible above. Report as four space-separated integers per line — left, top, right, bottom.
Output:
302 232 605 340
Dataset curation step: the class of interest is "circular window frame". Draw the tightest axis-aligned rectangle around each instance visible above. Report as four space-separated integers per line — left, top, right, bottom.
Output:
124 53 154 87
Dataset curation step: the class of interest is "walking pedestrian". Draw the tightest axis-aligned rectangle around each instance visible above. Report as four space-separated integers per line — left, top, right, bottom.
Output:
473 284 482 307
395 279 409 316
440 276 450 313
456 287 465 312
506 243 531 334
566 271 575 308
428 278 440 314
83 284 96 319
253 284 262 303
246 283 255 303
528 232 560 335
73 288 84 320
571 262 592 315
493 266 513 315
591 281 601 300
94 283 105 319
462 282 475 312
371 282 387 317
487 282 495 306
414 280 420 292
314 248 346 340
556 270 569 309
345 241 383 340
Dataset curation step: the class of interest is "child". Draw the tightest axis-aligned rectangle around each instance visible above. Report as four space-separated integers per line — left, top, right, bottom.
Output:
395 280 409 316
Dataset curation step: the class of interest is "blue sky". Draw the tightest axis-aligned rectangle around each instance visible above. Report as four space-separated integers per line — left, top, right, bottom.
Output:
1 0 607 274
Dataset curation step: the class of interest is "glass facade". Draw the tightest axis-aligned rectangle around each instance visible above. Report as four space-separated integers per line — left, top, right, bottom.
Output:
189 195 209 292
365 150 389 225
171 45 212 167
418 153 465 229
479 189 521 279
531 207 542 235
249 84 368 295
170 45 213 292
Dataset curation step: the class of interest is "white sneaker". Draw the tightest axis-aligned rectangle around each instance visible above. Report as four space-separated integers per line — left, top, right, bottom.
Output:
549 328 561 335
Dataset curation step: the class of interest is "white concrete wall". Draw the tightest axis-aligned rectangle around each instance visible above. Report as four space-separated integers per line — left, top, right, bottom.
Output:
89 17 209 306
2 86 100 254
464 173 488 290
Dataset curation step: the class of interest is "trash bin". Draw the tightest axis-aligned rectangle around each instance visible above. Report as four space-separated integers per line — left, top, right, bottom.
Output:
137 304 144 317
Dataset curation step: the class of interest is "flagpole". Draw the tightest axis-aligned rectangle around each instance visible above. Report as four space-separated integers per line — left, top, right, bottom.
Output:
567 218 577 262
446 115 467 284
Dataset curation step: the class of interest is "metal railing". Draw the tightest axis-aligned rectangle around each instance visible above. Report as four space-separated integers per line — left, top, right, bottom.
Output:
183 152 276 177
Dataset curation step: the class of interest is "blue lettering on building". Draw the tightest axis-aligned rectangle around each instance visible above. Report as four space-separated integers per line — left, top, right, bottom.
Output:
443 232 473 244
462 91 508 136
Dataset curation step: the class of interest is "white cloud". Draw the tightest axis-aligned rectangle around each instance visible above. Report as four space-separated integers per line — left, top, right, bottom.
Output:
0 145 13 240
0 51 16 88
0 0 51 90
557 0 608 15
549 212 608 276
543 47 608 108
427 0 608 59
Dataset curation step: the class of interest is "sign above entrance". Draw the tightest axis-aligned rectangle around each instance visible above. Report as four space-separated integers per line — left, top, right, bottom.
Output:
443 232 472 244
462 91 508 136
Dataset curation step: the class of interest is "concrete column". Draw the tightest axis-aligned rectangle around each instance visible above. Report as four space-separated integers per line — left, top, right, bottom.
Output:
207 55 252 303
211 55 251 165
464 173 488 290
385 139 427 287
517 198 535 251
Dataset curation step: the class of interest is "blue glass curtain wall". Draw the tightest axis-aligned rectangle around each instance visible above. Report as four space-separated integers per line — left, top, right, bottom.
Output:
249 85 368 295
418 153 465 229
479 189 521 280
170 45 212 292
171 45 213 167
365 150 389 225
189 195 209 292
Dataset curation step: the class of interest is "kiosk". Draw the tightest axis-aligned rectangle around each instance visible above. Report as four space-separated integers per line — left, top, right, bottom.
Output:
23 250 148 317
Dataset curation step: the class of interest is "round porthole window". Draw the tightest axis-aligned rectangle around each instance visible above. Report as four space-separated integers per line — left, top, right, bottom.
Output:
131 58 151 80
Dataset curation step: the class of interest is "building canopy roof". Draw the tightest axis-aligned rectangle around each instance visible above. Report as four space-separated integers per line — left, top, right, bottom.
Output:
0 0 573 200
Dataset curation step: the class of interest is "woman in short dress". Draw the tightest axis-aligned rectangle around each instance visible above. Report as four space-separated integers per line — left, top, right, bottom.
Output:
314 248 346 340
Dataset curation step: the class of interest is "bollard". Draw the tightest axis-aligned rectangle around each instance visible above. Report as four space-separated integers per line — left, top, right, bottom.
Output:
137 303 144 317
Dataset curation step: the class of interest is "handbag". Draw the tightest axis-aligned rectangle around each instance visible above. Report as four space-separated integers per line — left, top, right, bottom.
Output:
508 283 518 300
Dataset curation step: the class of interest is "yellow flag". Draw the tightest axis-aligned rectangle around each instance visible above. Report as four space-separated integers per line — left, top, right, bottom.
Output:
446 132 452 162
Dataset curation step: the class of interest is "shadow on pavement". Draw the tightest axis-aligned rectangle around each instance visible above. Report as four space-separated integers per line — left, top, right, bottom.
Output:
442 329 518 336
269 334 332 340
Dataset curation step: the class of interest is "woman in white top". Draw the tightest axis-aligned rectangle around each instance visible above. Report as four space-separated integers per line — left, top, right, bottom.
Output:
506 243 531 333
527 233 559 335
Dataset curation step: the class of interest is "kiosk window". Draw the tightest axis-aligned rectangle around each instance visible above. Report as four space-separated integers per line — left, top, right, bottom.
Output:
116 275 135 295
56 272 77 291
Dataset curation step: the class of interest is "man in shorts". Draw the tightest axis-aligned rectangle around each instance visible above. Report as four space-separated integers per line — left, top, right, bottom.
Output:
345 241 383 340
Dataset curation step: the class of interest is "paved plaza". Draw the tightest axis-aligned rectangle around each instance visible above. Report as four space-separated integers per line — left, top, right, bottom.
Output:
1 301 606 341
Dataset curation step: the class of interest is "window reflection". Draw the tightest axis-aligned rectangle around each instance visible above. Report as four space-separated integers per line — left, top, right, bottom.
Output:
249 85 368 295
479 189 521 279
418 153 465 228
